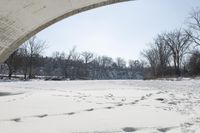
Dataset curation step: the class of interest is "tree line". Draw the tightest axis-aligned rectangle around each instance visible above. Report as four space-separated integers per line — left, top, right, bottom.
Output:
1 8 200 80
0 39 144 80
141 8 200 78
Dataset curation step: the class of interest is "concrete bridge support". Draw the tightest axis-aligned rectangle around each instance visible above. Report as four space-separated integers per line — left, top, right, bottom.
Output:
0 0 131 63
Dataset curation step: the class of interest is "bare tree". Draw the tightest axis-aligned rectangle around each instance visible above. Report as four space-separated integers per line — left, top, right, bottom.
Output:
141 48 159 77
67 46 81 61
162 29 192 76
81 52 94 64
21 36 47 79
187 8 200 46
100 56 113 68
116 57 126 68
154 35 172 76
81 52 94 78
129 60 140 69
51 51 66 77
65 46 84 79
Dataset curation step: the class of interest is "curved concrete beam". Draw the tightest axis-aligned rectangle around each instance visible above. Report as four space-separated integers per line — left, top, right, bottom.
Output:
0 0 132 63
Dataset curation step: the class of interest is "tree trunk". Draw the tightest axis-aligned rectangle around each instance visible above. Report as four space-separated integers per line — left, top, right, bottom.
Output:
8 72 12 79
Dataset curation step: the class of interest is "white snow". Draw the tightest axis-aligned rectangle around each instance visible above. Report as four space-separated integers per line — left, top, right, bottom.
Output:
0 80 200 133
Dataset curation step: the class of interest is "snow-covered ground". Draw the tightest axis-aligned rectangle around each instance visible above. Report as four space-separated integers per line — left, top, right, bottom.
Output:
0 80 200 133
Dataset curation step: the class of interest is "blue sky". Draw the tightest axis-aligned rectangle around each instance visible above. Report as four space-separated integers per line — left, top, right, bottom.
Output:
37 0 200 61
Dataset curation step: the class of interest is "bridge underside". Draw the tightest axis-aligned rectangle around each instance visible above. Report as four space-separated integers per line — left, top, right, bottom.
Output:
0 0 131 63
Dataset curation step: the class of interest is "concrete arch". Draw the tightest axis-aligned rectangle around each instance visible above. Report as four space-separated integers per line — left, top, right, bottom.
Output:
0 0 132 63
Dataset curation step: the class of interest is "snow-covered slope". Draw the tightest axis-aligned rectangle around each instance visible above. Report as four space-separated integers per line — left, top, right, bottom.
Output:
0 80 200 133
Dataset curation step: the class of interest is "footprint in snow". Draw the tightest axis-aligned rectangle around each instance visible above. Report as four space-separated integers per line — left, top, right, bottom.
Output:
146 93 152 97
128 100 140 105
157 91 165 94
122 127 137 132
36 114 48 118
157 127 172 132
134 100 139 103
67 112 75 115
129 101 137 105
140 96 146 100
11 118 21 122
116 103 123 106
85 108 94 112
155 98 165 101
104 106 114 109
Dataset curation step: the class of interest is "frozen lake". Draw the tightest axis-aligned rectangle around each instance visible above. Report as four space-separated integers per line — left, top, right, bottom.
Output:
0 80 200 133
